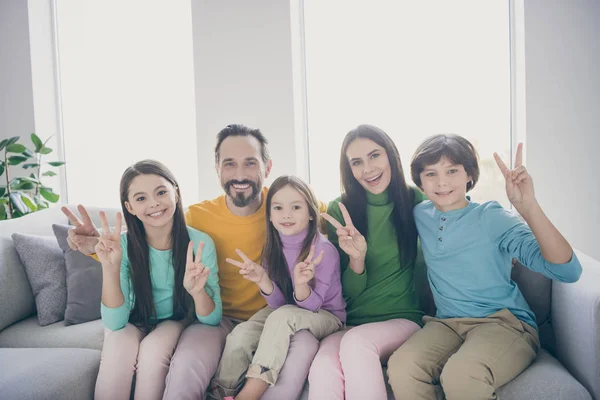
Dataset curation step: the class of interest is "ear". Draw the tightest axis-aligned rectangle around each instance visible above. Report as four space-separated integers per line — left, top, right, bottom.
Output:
124 201 135 216
264 159 273 179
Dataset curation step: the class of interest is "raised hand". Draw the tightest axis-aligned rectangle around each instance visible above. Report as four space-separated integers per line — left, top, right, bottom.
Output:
183 241 211 296
226 249 267 283
321 203 367 260
61 205 100 255
94 211 123 270
493 143 536 210
293 245 325 286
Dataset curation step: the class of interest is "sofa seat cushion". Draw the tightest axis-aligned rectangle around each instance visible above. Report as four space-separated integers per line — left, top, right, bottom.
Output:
0 347 100 400
0 316 104 350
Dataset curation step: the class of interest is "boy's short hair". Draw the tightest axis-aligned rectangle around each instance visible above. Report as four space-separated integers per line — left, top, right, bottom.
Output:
410 134 480 192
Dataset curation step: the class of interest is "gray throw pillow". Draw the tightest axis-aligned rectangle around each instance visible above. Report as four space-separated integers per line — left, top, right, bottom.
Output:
11 233 67 326
52 224 102 325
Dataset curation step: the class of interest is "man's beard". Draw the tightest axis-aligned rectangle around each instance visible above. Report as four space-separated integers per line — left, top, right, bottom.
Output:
223 179 261 207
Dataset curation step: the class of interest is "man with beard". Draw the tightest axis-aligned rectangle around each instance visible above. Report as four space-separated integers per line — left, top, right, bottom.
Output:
61 124 319 400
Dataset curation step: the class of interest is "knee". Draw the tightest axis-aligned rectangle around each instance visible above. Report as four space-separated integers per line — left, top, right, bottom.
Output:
103 324 142 355
440 357 487 400
308 347 338 381
265 305 300 326
386 347 425 396
290 329 319 355
339 328 374 360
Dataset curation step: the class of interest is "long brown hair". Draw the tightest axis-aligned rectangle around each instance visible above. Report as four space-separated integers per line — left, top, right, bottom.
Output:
339 124 418 264
262 176 320 303
119 160 194 332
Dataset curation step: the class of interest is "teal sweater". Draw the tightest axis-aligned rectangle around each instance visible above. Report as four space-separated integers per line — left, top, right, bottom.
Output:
101 227 222 330
327 188 426 326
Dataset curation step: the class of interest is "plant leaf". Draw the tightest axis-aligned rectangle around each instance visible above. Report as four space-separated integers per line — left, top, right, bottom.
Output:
39 147 53 155
9 193 29 214
0 204 6 220
0 163 4 177
6 136 20 146
0 186 6 197
31 133 43 152
0 139 7 152
42 171 57 177
8 156 28 165
40 187 60 203
35 195 49 209
47 161 66 167
6 144 26 153
20 193 38 212
22 163 40 169
21 176 40 184
11 181 35 190
22 149 34 158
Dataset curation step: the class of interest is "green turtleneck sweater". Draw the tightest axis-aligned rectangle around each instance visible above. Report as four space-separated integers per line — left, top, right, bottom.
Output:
326 188 427 326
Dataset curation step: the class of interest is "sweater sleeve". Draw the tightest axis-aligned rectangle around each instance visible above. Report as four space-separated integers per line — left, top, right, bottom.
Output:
326 200 367 299
262 281 287 308
486 202 582 283
192 232 222 326
100 234 132 331
295 242 339 311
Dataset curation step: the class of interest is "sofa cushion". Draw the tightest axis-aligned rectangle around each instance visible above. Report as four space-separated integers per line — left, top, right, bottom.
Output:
11 233 67 326
53 224 103 325
0 238 36 331
0 315 104 350
0 347 100 400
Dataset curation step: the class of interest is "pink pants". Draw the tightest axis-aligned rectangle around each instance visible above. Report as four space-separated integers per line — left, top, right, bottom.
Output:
308 319 421 400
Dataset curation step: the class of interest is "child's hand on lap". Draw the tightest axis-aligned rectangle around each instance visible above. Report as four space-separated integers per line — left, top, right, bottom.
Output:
184 241 211 296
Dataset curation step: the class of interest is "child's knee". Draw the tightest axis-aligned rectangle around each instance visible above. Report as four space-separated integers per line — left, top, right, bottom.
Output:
440 357 489 399
265 304 300 326
339 328 374 361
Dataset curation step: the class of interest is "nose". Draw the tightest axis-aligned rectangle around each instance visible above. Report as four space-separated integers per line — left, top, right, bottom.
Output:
363 160 374 174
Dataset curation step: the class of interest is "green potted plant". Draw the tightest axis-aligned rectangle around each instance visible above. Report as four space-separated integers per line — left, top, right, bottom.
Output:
0 133 65 220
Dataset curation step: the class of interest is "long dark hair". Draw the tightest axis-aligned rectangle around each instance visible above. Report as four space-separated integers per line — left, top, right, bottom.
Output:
339 124 418 264
262 176 320 303
119 160 194 332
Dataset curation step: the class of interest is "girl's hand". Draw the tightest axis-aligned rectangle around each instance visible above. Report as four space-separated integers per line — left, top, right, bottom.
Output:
61 205 101 255
95 211 123 271
321 203 367 260
494 143 536 211
293 245 325 286
226 249 267 283
184 241 211 296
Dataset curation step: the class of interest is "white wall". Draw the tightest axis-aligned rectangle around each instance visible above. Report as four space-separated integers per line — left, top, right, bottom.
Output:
524 0 600 260
191 0 301 199
0 1 35 143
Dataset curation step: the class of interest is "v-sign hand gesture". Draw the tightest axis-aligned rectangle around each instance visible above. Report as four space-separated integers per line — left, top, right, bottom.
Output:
183 241 211 296
293 245 325 285
493 143 536 210
61 205 100 255
226 249 267 283
321 203 367 260
95 211 123 271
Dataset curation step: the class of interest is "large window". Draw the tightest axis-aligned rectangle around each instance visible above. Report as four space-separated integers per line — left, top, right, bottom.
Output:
55 0 198 207
304 0 512 207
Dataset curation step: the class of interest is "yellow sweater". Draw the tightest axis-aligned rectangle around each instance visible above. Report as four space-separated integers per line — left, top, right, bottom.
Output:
185 187 269 320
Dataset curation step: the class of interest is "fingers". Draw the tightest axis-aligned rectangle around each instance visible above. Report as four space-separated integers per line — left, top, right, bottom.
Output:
305 245 316 263
195 242 205 263
113 212 122 239
321 212 344 230
511 165 528 182
61 206 83 227
493 152 509 175
338 203 354 228
235 249 252 263
78 204 94 227
186 241 194 267
312 250 325 266
99 211 111 237
67 231 78 251
225 258 245 269
514 142 523 168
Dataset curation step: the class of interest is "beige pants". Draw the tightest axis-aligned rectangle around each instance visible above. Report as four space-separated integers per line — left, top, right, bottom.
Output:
387 309 540 400
211 305 342 396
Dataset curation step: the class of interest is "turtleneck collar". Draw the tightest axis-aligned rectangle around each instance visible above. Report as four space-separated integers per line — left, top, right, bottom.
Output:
278 226 310 248
366 189 390 206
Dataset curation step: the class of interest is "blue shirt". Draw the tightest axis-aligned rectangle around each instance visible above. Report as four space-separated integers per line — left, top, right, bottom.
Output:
414 199 582 329
101 226 222 330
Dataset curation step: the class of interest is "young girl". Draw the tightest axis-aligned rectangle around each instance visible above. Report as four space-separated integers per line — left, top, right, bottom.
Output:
209 175 345 400
92 159 222 400
310 124 426 399
387 135 582 399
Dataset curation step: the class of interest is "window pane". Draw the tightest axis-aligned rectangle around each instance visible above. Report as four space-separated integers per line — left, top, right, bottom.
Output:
304 0 511 207
56 0 198 208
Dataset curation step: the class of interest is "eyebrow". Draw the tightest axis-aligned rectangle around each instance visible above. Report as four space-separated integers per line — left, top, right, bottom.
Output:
132 185 167 198
423 164 457 171
348 149 380 163
221 157 259 164
272 201 304 205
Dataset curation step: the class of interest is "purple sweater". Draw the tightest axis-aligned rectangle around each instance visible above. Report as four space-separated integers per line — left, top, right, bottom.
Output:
262 229 346 323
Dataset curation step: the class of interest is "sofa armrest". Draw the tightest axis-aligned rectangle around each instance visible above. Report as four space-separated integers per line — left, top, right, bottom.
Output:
552 250 600 400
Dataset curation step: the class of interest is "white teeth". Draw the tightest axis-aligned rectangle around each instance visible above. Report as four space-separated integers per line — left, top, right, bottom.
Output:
233 184 249 189
366 173 382 182
149 210 164 217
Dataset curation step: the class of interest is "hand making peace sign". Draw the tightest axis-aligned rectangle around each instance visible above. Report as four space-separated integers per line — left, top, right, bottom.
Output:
493 143 536 209
293 245 325 285
183 241 211 296
226 249 267 283
321 203 367 260
61 205 100 255
95 211 123 271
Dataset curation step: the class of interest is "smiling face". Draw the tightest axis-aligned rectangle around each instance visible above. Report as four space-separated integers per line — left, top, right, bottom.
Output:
216 135 271 208
345 137 392 195
269 184 312 236
124 173 177 229
419 156 471 212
